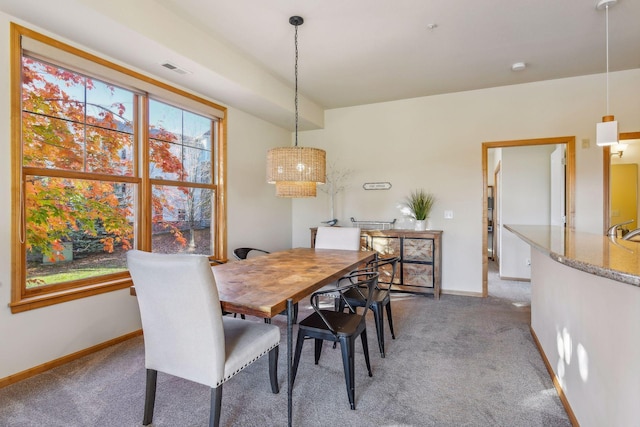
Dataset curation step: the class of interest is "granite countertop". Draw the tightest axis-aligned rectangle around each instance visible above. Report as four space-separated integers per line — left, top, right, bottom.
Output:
504 224 640 287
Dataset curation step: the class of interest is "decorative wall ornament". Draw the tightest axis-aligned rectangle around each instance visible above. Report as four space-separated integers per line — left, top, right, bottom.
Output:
363 182 392 190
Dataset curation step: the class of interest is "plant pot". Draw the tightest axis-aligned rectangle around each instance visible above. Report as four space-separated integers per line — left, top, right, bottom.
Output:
415 220 427 231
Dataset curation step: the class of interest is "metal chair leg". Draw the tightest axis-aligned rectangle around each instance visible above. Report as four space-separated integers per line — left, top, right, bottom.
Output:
339 336 356 410
386 302 396 339
361 329 373 377
314 338 324 364
372 304 386 357
292 303 299 324
291 329 306 385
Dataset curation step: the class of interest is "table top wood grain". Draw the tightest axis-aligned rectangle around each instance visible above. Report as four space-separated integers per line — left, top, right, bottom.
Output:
213 248 376 318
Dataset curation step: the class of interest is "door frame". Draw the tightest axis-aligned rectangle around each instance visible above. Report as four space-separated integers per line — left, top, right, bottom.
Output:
602 131 640 234
493 162 501 264
481 136 576 297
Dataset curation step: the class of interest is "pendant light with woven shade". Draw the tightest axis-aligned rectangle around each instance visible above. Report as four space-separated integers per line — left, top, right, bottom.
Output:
266 16 326 197
596 0 619 147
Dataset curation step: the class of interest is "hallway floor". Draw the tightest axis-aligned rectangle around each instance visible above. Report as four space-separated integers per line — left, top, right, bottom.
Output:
488 258 531 306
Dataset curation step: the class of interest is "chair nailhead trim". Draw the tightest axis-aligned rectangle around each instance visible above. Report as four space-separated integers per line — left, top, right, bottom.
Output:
216 343 279 387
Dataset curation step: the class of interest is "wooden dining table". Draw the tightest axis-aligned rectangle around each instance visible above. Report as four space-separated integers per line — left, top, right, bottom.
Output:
212 247 377 426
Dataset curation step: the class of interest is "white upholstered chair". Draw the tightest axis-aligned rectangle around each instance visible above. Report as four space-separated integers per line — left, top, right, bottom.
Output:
126 250 280 427
314 226 361 250
313 227 363 310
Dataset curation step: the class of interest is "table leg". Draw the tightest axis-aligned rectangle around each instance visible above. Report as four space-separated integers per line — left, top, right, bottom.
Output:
287 298 293 427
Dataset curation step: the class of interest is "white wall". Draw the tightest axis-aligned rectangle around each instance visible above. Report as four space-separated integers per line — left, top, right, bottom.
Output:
500 145 555 279
531 249 640 427
292 70 640 295
0 12 293 380
225 106 293 255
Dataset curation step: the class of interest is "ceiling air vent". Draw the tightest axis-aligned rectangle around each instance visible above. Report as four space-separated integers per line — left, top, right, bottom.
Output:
160 61 191 75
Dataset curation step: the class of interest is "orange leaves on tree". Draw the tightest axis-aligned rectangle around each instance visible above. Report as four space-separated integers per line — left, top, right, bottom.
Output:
25 176 134 257
23 56 187 260
149 136 185 179
170 228 187 247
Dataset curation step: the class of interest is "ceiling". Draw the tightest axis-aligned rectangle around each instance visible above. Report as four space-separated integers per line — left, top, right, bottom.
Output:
1 0 639 127
155 0 640 109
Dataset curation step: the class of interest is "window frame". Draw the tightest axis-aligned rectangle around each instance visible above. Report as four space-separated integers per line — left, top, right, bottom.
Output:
10 23 227 313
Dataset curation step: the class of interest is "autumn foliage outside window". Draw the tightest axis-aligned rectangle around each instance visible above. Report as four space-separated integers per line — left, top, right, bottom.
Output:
148 98 215 255
20 56 217 294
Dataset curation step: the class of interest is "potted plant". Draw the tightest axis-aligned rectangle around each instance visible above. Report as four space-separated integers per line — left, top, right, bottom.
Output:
405 189 435 230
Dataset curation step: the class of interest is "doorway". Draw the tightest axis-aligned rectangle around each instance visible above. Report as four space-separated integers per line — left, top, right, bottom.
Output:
481 136 576 297
603 131 640 234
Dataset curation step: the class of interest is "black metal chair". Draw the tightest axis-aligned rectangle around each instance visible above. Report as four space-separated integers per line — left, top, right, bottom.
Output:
232 247 298 323
212 259 245 320
233 247 270 260
292 271 378 410
339 256 400 357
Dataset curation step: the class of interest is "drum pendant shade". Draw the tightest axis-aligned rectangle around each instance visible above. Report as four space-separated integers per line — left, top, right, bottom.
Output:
275 181 317 198
266 16 326 198
267 147 326 183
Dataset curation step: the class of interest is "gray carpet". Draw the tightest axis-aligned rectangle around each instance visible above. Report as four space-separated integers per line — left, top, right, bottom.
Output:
488 260 532 308
0 292 570 426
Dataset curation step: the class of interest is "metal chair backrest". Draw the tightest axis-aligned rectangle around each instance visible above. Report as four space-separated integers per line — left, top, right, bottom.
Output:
233 247 270 260
368 256 400 294
309 271 379 336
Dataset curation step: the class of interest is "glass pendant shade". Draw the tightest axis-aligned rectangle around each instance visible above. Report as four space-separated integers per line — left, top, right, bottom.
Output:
596 115 618 146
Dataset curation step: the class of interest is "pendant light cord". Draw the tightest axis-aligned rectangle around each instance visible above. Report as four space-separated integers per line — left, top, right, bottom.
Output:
605 4 610 115
294 21 299 147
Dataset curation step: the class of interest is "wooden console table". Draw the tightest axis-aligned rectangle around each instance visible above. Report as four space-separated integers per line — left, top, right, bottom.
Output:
311 228 442 299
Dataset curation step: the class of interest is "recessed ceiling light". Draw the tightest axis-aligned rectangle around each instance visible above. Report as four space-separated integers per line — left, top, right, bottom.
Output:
511 62 526 71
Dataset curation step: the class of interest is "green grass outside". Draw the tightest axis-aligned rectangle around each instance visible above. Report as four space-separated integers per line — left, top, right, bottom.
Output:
27 267 127 288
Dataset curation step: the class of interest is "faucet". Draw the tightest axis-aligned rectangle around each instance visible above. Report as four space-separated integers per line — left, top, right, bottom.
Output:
607 219 634 237
622 227 640 241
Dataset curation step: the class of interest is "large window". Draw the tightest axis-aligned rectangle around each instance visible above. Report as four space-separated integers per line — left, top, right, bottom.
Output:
11 24 226 312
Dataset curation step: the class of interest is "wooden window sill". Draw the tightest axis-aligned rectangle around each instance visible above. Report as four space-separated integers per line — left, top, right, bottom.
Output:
10 278 133 314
